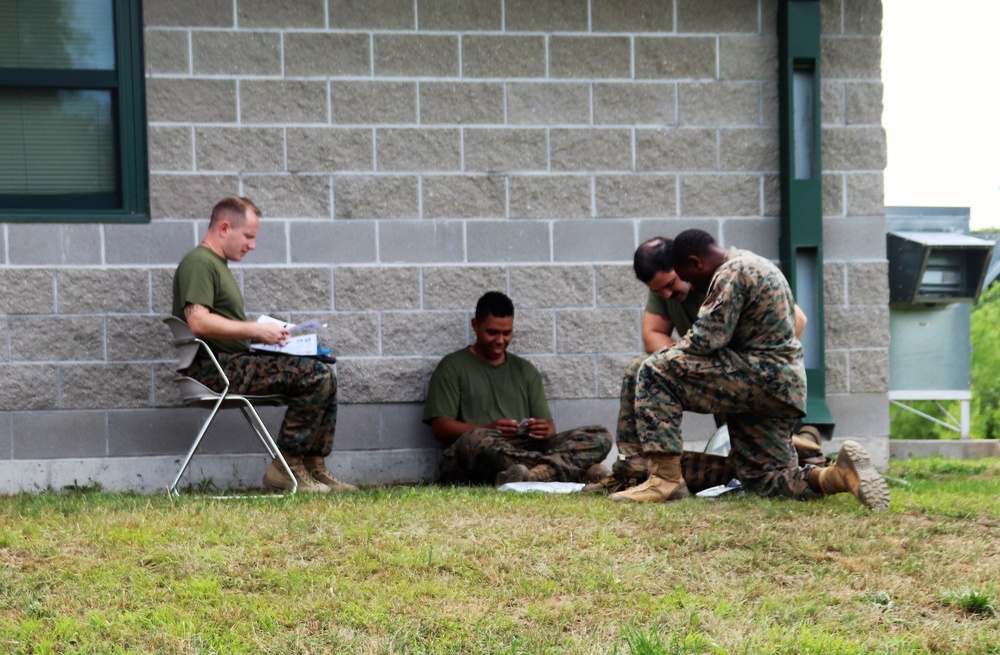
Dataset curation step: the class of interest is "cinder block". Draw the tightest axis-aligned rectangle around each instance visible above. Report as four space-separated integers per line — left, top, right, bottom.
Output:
592 0 673 32
821 37 881 79
144 29 190 74
823 172 844 217
843 0 883 36
418 0 502 30
149 125 193 172
720 36 778 80
505 0 588 32
334 175 419 219
331 81 417 125
244 219 289 265
423 175 506 218
680 174 761 217
464 129 548 173
284 33 371 77
193 30 281 75
0 270 55 315
595 264 638 307
422 266 508 310
376 129 461 172
334 267 421 310
0 320 7 363
338 358 427 403
461 35 546 79
313 311 380 356
821 81 845 125
419 82 504 125
379 220 465 263
847 260 889 306
56 270 149 315
509 176 591 218
334 404 440 451
552 220 635 262
638 219 718 245
720 217 779 260
240 80 328 124
531 354 598 399
151 268 177 315
825 349 849 394
822 126 886 171
195 127 285 172
0 414 9 456
595 175 677 218
594 83 676 126
382 311 467 356
762 173 781 217
679 82 760 127
849 348 889 394
288 128 373 172
374 34 459 77
845 172 884 217
509 310 555 354
636 128 717 172
108 316 175 362
61 364 152 409
146 78 236 123
719 128 780 172
10 316 105 362
6 225 102 266
635 37 716 80
509 266 594 309
150 174 239 219
330 0 414 29
12 411 108 458
824 216 887 261
677 0 758 33
824 261 848 306
599 353 638 398
466 221 552 263
549 36 631 79
237 0 325 28
507 83 590 126
845 82 883 125
820 0 842 34
144 0 232 27
556 309 637 354
0 365 57 410
242 268 332 312
289 220 378 264
103 222 199 266
550 129 632 172
241 175 332 218
825 304 889 349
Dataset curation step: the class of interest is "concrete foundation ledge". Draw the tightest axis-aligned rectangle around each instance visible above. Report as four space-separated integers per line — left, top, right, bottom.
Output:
0 448 443 495
890 439 1000 461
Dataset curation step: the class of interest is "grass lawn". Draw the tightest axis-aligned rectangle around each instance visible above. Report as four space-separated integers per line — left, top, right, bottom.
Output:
1 457 999 654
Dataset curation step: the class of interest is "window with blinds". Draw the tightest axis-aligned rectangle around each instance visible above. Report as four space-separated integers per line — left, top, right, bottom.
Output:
0 0 148 222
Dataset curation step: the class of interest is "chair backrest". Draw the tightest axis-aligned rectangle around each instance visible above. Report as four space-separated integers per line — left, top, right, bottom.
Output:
164 316 204 371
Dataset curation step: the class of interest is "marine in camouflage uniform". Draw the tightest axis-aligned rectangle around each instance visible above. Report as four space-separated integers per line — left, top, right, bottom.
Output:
633 245 819 499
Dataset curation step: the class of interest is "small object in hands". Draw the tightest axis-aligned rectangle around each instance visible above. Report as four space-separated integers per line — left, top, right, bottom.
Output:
518 418 532 431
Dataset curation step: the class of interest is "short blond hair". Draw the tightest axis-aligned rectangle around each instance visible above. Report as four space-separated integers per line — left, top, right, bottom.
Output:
209 196 261 227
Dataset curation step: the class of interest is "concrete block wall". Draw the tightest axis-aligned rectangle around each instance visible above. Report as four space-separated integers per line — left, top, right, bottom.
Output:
0 0 890 492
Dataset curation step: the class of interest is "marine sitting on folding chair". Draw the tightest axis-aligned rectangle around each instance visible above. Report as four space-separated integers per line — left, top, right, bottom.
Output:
170 195 355 494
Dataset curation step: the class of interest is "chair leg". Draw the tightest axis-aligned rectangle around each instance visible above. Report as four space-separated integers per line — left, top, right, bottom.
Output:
169 397 225 496
238 400 297 494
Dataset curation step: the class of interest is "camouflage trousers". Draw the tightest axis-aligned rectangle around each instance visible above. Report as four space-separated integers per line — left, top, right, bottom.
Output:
190 352 337 457
439 425 612 484
634 349 819 500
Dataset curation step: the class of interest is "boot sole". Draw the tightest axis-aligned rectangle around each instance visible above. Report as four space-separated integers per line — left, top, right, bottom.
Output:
609 483 690 503
839 440 890 511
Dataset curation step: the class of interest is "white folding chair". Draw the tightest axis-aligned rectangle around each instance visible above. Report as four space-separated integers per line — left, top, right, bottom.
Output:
163 317 296 495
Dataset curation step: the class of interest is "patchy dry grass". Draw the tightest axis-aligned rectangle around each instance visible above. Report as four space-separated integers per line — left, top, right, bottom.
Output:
1 457 999 654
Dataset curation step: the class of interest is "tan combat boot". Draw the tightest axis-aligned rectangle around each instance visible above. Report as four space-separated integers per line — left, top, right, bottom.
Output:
262 453 331 493
582 455 647 494
816 440 889 511
303 455 358 492
495 463 558 485
609 454 690 503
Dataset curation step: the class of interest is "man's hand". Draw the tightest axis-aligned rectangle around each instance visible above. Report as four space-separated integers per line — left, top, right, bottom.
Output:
519 418 551 440
254 322 289 346
488 418 521 438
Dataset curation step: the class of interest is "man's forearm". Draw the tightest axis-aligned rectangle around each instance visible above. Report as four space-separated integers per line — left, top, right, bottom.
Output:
643 332 675 353
185 305 266 342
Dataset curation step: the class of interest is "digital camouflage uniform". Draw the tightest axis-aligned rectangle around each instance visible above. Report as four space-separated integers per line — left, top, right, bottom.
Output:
439 425 613 485
174 245 338 458
635 248 820 499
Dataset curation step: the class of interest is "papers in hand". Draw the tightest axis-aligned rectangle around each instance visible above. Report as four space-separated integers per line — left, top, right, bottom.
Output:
250 315 326 356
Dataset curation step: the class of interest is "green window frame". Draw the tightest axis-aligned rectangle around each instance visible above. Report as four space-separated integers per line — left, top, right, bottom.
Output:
0 0 149 223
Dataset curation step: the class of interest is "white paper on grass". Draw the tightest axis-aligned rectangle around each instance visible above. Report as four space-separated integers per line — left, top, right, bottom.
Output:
498 481 585 493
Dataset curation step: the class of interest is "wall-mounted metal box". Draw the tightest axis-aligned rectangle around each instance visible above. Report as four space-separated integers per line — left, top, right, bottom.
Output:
887 231 993 304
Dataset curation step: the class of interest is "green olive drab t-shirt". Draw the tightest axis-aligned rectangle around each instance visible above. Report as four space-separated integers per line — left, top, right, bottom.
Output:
172 245 249 354
422 347 552 426
644 289 707 339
